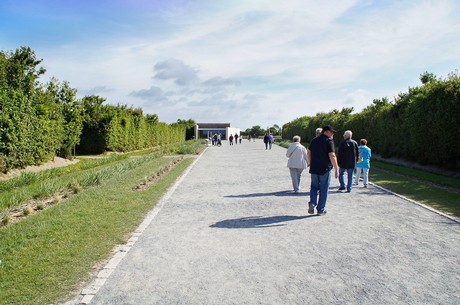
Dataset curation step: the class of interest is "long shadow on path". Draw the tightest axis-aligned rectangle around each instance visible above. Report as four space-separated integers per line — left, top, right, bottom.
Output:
210 215 315 229
225 190 309 198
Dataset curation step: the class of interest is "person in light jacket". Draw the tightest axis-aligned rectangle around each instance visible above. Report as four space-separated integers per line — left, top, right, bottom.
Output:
286 135 308 193
354 139 372 188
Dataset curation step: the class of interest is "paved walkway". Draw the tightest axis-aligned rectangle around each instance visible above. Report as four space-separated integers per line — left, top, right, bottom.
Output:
82 140 459 304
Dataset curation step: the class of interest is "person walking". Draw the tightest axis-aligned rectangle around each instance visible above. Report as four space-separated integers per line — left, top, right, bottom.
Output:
268 133 274 149
229 134 234 145
355 139 372 187
263 133 270 149
337 130 359 192
234 133 239 144
286 136 308 193
307 125 339 216
315 127 322 137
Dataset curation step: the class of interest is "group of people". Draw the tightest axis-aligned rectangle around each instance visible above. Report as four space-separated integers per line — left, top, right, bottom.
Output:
211 133 222 146
228 134 242 145
263 133 274 150
286 125 371 216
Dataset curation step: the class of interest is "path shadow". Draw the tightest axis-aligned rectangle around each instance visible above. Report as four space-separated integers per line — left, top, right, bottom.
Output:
225 190 310 198
210 215 314 229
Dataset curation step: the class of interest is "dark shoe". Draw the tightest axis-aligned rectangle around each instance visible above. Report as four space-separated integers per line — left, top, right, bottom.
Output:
317 210 327 216
338 187 345 191
346 190 351 193
308 203 315 214
364 184 368 188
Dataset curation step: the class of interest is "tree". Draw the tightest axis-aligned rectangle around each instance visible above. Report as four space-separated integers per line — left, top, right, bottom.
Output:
173 118 196 140
1 46 46 94
46 78 83 158
269 124 281 136
420 71 437 85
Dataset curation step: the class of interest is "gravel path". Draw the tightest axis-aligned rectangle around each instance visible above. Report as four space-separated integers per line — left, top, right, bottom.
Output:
86 140 460 305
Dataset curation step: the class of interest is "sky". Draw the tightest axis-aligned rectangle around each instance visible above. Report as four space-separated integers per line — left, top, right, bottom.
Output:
1 0 459 130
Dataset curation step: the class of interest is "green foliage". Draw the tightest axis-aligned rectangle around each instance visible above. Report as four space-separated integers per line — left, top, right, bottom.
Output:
282 71 460 170
174 118 196 140
244 125 266 137
1 47 187 172
0 48 71 171
282 116 310 141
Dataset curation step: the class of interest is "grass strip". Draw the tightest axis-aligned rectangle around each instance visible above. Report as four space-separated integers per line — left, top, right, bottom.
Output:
0 155 160 210
0 155 128 192
372 160 460 190
370 167 460 217
0 156 194 305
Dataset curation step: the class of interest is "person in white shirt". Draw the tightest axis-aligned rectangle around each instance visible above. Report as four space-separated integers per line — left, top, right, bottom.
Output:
286 135 308 193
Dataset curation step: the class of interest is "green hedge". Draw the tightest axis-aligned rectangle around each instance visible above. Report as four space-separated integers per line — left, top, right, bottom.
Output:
0 47 186 172
282 72 460 170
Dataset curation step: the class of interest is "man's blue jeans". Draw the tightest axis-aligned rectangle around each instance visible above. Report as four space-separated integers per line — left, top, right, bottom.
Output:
339 168 354 191
310 171 331 213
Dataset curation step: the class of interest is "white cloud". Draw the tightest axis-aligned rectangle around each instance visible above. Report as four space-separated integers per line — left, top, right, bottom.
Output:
153 59 199 86
5 0 458 129
202 77 241 87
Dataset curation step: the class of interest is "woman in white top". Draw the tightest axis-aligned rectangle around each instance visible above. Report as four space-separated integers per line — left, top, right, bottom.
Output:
286 135 308 193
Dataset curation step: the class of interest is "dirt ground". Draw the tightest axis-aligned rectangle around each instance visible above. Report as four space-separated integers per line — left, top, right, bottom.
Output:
0 157 79 181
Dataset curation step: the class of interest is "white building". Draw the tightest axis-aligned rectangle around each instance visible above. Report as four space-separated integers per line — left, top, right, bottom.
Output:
195 123 240 140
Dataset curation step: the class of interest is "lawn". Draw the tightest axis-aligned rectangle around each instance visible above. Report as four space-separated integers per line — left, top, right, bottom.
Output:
0 140 204 305
370 160 460 218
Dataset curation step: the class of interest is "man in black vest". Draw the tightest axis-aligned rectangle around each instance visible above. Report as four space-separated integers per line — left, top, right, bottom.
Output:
337 130 359 192
307 125 339 216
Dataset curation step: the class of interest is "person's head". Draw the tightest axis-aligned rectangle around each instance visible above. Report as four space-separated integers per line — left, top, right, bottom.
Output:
293 135 301 143
321 125 337 138
343 130 352 139
360 139 367 145
315 128 322 137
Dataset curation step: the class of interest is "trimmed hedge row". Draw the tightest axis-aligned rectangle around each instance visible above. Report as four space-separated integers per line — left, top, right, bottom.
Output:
282 72 460 170
0 47 186 173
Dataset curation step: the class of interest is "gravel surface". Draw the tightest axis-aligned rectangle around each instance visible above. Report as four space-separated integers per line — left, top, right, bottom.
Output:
87 140 460 305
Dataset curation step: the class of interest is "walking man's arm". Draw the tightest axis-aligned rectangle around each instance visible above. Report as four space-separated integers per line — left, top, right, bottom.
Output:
329 152 339 178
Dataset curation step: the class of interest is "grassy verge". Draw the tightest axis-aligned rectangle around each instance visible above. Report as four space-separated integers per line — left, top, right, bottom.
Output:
372 160 460 189
370 162 460 217
0 142 201 304
0 155 131 210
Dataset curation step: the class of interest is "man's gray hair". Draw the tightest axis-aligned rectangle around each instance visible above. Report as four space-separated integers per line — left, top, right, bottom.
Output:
293 135 301 142
315 128 322 136
344 130 352 139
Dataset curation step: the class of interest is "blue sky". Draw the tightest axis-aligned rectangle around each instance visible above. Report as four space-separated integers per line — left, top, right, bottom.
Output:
1 0 459 130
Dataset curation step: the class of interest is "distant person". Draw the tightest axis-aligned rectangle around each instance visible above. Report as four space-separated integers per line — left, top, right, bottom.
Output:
263 133 270 149
212 133 217 145
239 136 242 144
315 127 322 137
268 133 274 149
234 134 239 144
286 136 308 193
337 130 359 192
307 125 339 216
217 133 222 146
229 134 234 145
355 139 372 188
